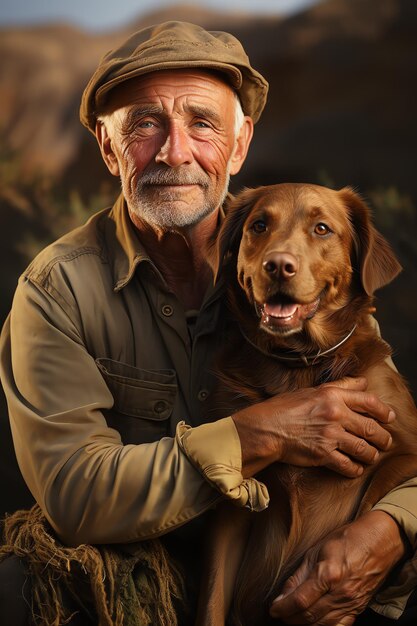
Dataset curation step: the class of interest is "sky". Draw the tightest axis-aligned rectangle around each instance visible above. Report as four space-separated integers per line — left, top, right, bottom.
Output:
0 0 319 31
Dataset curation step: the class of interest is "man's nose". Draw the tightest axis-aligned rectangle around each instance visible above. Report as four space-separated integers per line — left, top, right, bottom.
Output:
155 123 193 167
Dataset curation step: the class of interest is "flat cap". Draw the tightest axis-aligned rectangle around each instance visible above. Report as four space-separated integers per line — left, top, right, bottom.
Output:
80 20 269 132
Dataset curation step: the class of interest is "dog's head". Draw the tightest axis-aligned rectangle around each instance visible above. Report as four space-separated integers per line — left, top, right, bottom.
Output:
212 183 401 337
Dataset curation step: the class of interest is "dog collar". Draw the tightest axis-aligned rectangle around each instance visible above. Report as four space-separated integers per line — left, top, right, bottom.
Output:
238 324 357 367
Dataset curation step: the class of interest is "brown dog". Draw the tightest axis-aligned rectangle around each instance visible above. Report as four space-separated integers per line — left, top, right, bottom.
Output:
197 184 417 626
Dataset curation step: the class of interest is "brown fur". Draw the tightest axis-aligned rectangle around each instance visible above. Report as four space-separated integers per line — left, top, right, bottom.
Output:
197 184 417 626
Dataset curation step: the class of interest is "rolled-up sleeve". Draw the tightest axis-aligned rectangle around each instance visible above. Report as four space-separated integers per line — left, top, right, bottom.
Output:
176 420 269 511
369 479 417 617
0 276 265 547
373 478 417 549
366 316 417 616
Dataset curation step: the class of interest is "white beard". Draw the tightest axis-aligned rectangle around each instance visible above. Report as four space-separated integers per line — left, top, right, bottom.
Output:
123 164 230 230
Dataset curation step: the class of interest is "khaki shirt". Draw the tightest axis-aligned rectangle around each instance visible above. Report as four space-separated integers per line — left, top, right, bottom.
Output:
0 194 416 618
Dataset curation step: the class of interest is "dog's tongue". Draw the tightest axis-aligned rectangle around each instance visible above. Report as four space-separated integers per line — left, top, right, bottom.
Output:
264 302 299 319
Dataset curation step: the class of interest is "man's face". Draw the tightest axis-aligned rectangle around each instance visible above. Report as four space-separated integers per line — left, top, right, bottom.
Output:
97 69 252 230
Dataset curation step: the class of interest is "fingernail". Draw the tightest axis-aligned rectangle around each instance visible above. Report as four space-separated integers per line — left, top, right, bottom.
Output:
373 450 379 462
272 594 284 604
388 410 396 422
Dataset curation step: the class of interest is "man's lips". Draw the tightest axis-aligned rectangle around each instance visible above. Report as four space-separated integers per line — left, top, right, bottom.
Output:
258 297 320 332
145 182 197 187
144 183 201 192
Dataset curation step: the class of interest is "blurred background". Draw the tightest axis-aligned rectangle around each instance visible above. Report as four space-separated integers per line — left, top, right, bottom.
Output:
1 0 416 515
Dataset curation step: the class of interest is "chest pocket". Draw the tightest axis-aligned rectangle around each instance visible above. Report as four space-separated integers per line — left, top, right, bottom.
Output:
96 358 177 444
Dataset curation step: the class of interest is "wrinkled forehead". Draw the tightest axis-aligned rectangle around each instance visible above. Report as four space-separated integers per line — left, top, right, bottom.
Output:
99 68 237 116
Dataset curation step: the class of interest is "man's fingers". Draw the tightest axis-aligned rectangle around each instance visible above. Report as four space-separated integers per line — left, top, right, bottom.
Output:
336 618 356 626
345 411 393 452
326 420 392 477
323 378 395 425
271 587 358 625
337 431 382 465
270 577 328 620
341 389 396 425
275 558 312 600
325 450 364 478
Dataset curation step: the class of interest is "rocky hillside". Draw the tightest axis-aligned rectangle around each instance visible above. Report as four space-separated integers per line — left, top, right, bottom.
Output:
1 0 415 195
0 6 277 178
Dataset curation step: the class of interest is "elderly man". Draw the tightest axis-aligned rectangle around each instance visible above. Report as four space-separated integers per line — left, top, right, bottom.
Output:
1 21 417 626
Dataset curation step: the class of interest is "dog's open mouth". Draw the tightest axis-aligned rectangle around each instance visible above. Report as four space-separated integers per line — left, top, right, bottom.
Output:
257 294 320 334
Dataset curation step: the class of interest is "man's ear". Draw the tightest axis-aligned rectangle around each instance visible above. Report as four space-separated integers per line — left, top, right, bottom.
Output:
229 116 254 176
95 120 120 177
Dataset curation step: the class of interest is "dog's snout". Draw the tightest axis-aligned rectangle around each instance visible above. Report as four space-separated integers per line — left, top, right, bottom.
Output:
262 252 298 279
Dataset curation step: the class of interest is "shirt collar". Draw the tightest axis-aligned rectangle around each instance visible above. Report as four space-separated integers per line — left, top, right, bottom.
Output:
105 192 230 293
104 194 152 292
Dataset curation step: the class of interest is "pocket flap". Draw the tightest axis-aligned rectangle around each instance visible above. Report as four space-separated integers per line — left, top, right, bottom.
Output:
96 358 177 421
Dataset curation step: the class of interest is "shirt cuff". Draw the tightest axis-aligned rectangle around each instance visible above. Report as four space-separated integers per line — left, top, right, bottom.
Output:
176 418 269 512
372 479 417 549
369 480 417 617
369 557 417 620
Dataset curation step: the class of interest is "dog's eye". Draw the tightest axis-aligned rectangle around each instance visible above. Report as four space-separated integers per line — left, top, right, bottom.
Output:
251 220 267 234
314 223 332 236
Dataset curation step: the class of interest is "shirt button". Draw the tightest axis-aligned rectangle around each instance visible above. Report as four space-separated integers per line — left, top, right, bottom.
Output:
197 389 209 402
162 304 174 317
154 400 168 414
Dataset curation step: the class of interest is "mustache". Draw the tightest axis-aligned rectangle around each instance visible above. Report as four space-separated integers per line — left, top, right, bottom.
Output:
137 166 210 188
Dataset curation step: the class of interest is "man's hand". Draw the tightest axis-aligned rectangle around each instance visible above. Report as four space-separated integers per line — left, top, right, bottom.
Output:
269 510 407 625
232 377 394 478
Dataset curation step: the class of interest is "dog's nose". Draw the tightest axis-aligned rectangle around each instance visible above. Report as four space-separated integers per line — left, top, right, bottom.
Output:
262 252 298 279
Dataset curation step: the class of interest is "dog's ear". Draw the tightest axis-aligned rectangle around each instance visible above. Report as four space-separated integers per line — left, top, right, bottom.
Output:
209 187 261 282
339 186 402 295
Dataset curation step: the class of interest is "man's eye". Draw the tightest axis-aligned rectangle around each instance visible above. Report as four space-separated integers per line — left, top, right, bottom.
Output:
251 220 267 233
139 121 155 128
194 121 210 128
314 222 332 236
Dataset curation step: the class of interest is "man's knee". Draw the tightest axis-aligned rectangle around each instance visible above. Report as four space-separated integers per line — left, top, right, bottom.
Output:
0 555 31 625
357 592 417 626
0 555 92 625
